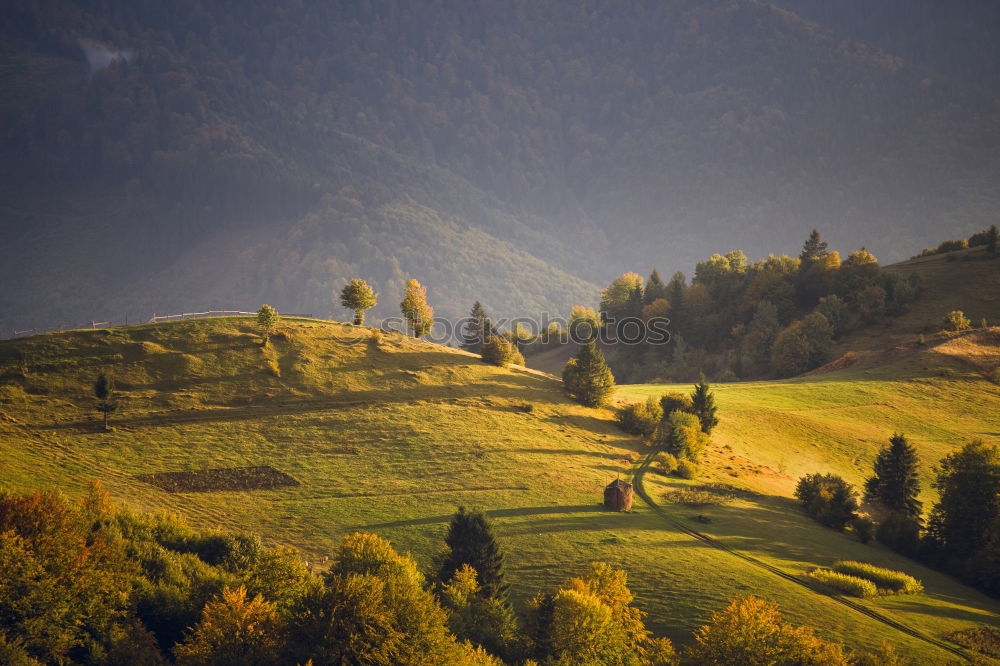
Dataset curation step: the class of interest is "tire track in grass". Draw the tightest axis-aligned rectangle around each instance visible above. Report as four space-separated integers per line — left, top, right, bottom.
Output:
631 452 971 662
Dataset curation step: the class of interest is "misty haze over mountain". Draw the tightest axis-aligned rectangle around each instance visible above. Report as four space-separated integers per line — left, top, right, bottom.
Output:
1 0 998 332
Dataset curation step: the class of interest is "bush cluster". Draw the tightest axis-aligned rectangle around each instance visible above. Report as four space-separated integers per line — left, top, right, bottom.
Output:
794 473 859 531
807 569 878 598
616 397 663 438
481 335 525 367
831 561 923 595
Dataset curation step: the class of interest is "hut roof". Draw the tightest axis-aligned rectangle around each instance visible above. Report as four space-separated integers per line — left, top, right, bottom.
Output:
606 479 631 490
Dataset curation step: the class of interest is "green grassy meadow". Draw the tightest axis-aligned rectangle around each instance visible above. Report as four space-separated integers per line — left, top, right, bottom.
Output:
0 317 998 660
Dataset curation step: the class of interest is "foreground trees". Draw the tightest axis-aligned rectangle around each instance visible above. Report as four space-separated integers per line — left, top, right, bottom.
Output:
438 507 509 602
688 596 849 665
339 279 378 325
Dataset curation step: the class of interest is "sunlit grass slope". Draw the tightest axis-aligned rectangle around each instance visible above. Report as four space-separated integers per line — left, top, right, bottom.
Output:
0 317 996 659
619 331 1000 655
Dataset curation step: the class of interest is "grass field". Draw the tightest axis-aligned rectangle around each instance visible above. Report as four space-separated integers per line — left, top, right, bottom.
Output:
1 316 998 660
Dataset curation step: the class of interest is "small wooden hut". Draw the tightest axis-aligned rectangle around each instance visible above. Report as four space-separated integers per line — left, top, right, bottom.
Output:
604 479 633 511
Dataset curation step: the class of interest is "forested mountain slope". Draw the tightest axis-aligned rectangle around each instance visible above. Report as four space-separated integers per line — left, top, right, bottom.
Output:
2 0 999 332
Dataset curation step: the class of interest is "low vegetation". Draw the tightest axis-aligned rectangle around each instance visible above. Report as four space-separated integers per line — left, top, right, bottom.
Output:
807 569 879 599
831 562 923 595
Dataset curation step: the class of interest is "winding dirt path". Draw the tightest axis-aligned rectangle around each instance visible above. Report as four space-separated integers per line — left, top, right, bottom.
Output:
631 452 971 661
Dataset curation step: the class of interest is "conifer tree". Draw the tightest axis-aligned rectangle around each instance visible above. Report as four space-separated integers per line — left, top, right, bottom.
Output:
438 507 509 601
927 440 1000 560
339 279 378 325
462 301 493 351
863 433 922 519
94 371 118 431
987 224 999 256
643 268 668 305
562 341 616 407
400 278 434 338
690 374 719 434
799 229 829 262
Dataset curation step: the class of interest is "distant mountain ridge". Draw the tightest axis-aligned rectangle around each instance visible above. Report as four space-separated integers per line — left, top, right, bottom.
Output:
1 0 998 331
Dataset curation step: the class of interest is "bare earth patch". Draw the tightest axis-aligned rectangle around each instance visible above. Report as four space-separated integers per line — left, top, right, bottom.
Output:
136 465 300 492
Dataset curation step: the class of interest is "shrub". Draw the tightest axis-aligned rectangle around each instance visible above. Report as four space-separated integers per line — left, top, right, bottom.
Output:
615 397 663 438
265 360 281 378
481 336 524 368
969 229 992 247
831 561 923 595
653 453 678 475
807 569 877 598
852 517 875 544
658 392 693 415
794 474 859 530
652 411 710 460
675 459 698 480
943 310 971 332
937 239 969 253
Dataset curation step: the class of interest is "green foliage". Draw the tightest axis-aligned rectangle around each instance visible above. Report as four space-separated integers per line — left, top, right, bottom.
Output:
480 336 524 368
174 586 283 666
400 279 435 338
988 224 1000 255
440 565 521 662
562 341 616 407
690 375 719 434
339 279 378 326
927 440 1000 561
462 301 494 352
616 397 663 438
653 411 710 461
658 392 693 416
795 474 859 531
528 562 675 665
94 370 119 429
438 507 509 602
936 239 969 253
653 453 679 475
568 305 602 342
830 562 923 595
255 305 279 342
675 459 698 480
815 295 849 338
600 273 644 324
687 596 849 665
943 310 971 332
852 516 875 544
644 269 668 306
807 569 878 598
876 512 922 557
864 433 922 519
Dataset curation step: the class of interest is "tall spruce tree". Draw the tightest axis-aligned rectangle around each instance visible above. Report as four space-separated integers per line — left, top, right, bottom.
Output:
339 279 378 325
562 341 616 407
643 269 668 305
462 301 493 352
438 507 509 601
798 229 829 262
863 433 922 519
690 374 719 434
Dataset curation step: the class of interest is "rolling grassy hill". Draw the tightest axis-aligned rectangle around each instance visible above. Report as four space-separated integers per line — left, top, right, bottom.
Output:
1 316 998 660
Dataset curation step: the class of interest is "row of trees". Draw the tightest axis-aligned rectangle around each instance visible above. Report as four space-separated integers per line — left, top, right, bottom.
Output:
915 224 999 258
0 487 907 664
795 435 1000 597
551 229 922 383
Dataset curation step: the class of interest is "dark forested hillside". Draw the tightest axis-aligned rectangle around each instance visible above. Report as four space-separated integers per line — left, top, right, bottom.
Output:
2 0 999 332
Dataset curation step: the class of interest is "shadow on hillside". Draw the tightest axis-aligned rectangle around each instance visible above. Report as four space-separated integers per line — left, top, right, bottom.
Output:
37 372 588 430
362 504 602 529
882 598 999 625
